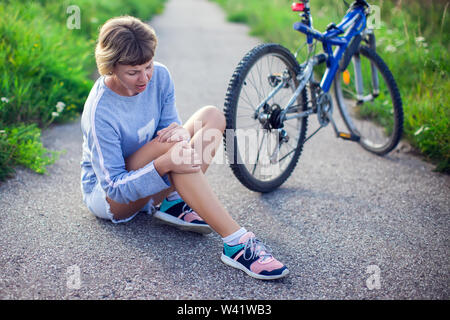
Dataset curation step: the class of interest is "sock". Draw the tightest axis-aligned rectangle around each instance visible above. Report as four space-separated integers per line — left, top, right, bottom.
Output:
222 227 247 246
166 191 182 201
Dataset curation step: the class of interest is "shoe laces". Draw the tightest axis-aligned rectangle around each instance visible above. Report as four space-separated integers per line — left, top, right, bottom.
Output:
243 237 273 262
182 203 193 213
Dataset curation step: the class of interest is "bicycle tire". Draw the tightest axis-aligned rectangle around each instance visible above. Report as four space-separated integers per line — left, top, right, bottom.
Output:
334 45 403 155
223 43 308 193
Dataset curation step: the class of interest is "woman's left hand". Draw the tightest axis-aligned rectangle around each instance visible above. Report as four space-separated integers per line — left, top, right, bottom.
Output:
156 122 191 143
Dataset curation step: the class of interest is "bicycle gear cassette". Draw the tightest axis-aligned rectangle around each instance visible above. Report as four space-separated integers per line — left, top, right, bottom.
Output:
317 92 333 127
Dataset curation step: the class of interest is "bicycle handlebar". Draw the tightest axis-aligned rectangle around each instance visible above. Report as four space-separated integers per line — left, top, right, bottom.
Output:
354 0 370 6
297 0 369 7
341 0 370 7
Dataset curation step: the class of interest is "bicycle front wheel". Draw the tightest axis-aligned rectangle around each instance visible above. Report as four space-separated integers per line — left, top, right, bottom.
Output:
223 43 308 193
334 45 403 155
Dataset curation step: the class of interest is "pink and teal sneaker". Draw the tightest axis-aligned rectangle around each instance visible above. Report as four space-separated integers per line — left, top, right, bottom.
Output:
221 232 289 280
154 198 213 234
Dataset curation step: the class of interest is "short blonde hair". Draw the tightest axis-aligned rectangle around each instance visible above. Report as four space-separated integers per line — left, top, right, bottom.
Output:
95 16 158 75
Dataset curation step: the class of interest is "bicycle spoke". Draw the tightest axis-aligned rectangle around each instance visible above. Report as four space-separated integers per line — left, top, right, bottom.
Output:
248 69 263 102
256 58 267 102
252 130 267 176
278 148 296 163
342 87 357 99
239 89 255 110
237 103 255 113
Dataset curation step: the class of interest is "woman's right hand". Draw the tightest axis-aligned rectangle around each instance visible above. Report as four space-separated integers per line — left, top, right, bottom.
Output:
165 140 202 174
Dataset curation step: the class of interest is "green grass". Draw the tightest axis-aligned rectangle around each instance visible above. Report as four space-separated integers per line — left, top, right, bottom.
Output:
0 0 166 181
213 0 450 173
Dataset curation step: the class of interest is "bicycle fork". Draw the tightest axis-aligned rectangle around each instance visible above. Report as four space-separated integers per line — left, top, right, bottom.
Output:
354 30 380 104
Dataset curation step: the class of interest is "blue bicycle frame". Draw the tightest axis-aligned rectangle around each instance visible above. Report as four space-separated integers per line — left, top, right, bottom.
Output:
293 3 367 92
252 1 371 125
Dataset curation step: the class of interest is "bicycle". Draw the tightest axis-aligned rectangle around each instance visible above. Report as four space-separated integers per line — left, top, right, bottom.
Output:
223 0 403 193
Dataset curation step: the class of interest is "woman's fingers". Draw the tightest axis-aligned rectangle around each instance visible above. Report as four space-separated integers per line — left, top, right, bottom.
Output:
157 130 172 142
157 123 178 142
157 122 177 134
158 125 190 143
168 141 202 173
180 141 201 164
170 130 190 142
159 129 179 142
157 123 176 140
157 126 174 142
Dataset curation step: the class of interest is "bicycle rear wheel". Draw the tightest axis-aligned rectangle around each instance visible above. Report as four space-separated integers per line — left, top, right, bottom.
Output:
223 43 308 193
334 45 403 155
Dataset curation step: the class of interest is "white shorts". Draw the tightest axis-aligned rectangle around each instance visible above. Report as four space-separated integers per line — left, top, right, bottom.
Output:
83 183 154 224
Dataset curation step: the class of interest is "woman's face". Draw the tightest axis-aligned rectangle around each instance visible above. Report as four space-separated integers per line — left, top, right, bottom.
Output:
109 60 154 96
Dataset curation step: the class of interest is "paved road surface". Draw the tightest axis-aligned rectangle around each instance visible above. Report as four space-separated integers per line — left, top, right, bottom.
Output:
0 0 448 299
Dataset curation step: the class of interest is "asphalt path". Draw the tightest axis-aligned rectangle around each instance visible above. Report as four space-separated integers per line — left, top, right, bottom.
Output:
0 0 448 299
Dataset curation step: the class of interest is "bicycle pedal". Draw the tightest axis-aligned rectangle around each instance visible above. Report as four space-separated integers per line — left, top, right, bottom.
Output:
338 132 360 141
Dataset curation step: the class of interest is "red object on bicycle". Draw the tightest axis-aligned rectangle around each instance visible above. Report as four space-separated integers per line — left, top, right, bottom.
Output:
291 2 305 12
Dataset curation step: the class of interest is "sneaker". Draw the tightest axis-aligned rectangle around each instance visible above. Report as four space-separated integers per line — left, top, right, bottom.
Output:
221 232 289 280
153 198 213 234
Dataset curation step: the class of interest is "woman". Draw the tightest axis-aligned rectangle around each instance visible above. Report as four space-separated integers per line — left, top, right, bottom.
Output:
80 16 289 280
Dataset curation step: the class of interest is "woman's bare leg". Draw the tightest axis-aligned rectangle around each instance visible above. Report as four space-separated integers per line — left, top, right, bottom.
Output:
173 106 240 236
168 171 240 237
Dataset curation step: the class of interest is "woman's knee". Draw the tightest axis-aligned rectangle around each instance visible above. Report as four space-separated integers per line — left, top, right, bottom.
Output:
200 105 226 132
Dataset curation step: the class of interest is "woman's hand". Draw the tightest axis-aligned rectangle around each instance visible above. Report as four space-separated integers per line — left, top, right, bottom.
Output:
169 141 201 173
154 140 201 175
156 122 190 143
